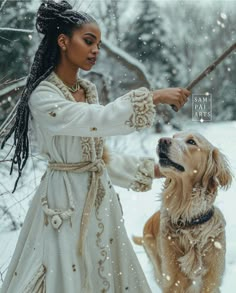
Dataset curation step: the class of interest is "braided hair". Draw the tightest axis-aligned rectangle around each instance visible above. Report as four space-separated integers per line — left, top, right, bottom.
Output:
1 0 97 193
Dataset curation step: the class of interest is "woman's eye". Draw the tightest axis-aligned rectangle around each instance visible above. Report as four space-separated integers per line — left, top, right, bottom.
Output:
84 39 101 50
187 139 197 145
84 39 93 45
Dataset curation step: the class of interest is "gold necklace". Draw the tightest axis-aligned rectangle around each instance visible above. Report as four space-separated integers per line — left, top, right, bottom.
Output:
64 80 80 93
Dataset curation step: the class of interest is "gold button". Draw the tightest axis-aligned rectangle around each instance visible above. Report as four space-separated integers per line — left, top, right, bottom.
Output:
90 127 97 131
49 111 56 117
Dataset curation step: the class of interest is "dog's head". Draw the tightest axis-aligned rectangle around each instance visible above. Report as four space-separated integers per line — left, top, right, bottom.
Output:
157 131 232 193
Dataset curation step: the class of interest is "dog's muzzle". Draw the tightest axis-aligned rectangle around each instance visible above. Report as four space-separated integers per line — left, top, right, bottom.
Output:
157 138 185 172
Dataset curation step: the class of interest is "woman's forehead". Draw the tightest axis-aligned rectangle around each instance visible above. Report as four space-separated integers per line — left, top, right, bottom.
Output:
74 22 101 40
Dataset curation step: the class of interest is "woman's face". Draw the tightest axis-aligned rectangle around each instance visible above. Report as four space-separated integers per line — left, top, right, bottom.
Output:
59 22 102 71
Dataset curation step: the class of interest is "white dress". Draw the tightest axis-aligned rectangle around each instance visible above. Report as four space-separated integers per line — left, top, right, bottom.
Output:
1 71 156 293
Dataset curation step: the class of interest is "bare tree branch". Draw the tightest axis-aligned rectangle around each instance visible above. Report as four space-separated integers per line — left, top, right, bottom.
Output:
0 0 8 12
0 28 33 33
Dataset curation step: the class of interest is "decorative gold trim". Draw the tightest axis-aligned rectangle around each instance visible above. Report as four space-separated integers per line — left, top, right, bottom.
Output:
24 264 47 293
95 190 111 292
46 71 108 289
124 87 155 130
130 158 155 192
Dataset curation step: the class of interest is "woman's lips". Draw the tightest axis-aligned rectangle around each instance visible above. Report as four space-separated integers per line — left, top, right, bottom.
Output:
87 58 96 65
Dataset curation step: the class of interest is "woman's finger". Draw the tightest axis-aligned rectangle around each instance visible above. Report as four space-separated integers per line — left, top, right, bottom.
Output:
183 95 188 103
182 88 191 96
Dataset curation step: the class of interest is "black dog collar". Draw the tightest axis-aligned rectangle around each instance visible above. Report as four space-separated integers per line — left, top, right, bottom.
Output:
174 208 214 229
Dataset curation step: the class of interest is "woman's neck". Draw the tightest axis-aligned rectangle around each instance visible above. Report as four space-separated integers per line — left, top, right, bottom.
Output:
54 64 79 87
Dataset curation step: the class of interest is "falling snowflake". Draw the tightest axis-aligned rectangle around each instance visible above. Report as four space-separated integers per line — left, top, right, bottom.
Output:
220 13 227 20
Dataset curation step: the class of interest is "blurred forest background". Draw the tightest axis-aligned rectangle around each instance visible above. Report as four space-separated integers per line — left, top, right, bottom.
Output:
0 0 235 284
0 0 235 128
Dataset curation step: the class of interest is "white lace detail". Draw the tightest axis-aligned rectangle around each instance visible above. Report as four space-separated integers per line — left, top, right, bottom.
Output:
125 87 155 130
130 158 155 192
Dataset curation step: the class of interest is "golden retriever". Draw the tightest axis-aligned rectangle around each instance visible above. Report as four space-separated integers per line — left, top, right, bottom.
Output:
133 131 232 293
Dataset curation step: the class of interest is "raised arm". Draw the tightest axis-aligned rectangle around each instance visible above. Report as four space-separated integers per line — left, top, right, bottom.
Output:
29 81 155 137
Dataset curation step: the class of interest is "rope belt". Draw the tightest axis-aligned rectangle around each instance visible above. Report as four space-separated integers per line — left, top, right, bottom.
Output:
41 159 105 256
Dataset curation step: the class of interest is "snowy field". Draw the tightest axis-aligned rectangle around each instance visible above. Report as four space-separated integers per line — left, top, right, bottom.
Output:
0 120 236 292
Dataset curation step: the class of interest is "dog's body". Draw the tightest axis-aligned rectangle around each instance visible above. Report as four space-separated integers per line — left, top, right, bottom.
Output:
133 132 232 293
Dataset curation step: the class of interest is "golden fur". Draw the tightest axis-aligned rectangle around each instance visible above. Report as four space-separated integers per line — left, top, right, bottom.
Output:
133 131 232 293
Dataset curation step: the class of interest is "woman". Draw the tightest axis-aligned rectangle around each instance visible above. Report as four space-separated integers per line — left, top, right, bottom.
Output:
1 0 190 292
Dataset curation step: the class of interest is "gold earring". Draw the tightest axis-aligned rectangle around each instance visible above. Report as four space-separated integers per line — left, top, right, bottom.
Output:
62 46 66 51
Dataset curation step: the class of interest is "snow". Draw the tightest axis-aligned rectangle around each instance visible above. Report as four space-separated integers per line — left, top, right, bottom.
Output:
0 121 236 291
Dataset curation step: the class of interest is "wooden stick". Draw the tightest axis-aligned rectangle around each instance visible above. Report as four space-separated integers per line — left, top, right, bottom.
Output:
172 42 236 112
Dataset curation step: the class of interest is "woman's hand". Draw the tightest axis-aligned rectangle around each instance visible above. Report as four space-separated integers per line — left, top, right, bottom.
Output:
152 88 191 111
154 164 165 179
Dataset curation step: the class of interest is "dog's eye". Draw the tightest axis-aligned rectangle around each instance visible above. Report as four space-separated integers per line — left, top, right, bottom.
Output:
187 139 197 145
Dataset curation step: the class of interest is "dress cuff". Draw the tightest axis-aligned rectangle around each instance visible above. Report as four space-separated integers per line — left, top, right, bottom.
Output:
124 88 156 130
129 158 155 192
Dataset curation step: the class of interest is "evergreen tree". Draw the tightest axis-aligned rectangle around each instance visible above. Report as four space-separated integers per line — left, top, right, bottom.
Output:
0 0 35 80
122 0 181 88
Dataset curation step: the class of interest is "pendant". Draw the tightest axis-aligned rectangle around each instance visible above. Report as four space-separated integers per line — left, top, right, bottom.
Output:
51 214 63 230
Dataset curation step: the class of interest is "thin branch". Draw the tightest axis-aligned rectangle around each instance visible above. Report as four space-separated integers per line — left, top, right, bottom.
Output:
0 99 19 137
0 0 8 12
0 35 12 42
0 159 12 163
0 205 19 230
0 28 34 33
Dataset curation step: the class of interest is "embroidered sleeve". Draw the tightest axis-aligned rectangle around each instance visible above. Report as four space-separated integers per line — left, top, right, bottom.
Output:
123 88 156 130
129 158 155 192
29 82 156 137
106 153 155 191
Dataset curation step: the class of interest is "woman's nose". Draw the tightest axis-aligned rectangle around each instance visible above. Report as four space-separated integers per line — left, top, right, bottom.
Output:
92 46 99 55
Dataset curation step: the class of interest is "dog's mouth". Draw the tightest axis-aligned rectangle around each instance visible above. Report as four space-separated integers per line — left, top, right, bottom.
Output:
158 151 185 172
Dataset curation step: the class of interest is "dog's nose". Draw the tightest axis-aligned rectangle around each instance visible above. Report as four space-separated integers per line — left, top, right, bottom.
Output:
159 137 172 145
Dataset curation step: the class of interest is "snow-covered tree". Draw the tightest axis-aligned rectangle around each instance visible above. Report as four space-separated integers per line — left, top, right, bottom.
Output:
122 0 181 88
0 0 35 80
162 0 236 121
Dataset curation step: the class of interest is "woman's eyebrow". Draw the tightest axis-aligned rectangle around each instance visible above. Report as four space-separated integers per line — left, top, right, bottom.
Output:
84 33 102 43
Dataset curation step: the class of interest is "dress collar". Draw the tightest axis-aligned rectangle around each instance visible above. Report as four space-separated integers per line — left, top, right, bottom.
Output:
46 71 98 105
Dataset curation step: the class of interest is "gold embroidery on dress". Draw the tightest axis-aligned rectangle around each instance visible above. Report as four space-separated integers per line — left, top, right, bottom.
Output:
46 71 109 290
95 182 111 293
124 88 155 130
24 264 47 293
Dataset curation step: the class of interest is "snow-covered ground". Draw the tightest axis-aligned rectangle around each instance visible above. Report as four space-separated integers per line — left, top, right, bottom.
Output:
0 121 235 291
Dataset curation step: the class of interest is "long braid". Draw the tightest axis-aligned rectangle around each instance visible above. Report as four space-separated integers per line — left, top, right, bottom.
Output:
1 0 97 193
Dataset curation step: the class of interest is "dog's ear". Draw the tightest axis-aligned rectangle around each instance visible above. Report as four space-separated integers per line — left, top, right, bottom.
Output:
202 148 232 193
